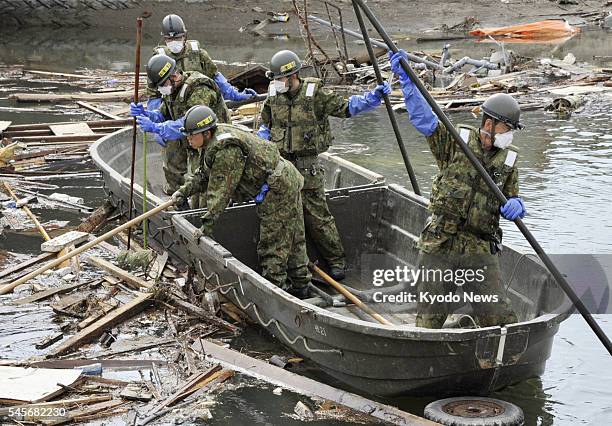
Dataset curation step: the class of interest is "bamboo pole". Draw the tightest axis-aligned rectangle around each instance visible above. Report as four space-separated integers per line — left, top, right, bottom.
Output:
3 181 50 241
309 263 392 326
0 199 173 295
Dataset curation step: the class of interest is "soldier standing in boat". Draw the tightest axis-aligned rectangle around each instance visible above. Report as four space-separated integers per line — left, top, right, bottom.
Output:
131 54 230 207
257 50 391 281
172 106 312 298
145 14 258 199
390 49 524 328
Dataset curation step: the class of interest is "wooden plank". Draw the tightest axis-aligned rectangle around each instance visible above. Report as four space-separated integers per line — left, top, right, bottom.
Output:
41 231 89 253
12 279 99 305
193 339 439 426
47 292 154 357
0 396 111 417
24 70 91 80
9 91 140 103
43 399 125 425
6 119 131 131
76 101 122 120
49 122 95 136
86 256 154 290
0 252 54 280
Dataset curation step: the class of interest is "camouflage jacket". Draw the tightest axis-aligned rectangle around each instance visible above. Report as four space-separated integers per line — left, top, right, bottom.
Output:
179 124 282 235
260 77 350 157
420 121 519 251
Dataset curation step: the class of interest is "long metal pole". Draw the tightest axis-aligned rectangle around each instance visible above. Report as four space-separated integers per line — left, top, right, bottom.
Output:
351 0 420 195
127 17 143 250
353 0 612 356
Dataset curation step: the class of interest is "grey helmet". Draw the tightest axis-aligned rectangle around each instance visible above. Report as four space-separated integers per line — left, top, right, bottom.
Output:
181 105 218 135
266 50 302 79
481 93 523 130
161 14 186 38
146 54 176 87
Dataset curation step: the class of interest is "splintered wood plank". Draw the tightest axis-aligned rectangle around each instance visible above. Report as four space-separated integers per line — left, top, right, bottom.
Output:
49 122 95 136
86 256 154 290
41 231 90 253
47 292 154 357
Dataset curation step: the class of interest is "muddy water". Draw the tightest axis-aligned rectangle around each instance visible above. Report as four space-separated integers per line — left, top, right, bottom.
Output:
1 22 611 425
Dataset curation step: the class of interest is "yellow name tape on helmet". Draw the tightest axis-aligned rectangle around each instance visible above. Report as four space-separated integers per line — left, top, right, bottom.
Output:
196 115 213 127
280 61 296 73
158 62 172 77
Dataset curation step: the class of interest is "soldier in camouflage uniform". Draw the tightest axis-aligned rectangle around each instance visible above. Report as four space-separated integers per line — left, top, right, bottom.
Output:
257 50 391 280
391 50 525 328
146 15 258 200
172 106 312 297
132 54 230 206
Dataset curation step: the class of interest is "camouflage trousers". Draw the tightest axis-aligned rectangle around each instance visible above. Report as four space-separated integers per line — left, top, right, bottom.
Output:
299 165 345 269
161 139 188 195
415 231 517 328
256 159 311 290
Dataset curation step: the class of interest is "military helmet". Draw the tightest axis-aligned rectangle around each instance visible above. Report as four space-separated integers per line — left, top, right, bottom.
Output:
161 14 186 38
146 54 176 87
267 50 302 79
182 105 218 135
481 93 523 130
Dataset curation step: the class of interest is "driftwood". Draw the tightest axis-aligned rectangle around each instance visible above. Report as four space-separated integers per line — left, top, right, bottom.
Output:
85 256 154 290
46 292 154 357
164 292 240 334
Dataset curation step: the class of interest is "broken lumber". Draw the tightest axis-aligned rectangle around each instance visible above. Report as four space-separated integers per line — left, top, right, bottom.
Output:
75 101 122 120
86 256 154 290
0 199 173 294
194 339 438 426
13 279 99 305
164 293 240 334
77 200 115 233
0 395 112 418
47 292 154 357
9 91 141 103
5 119 131 131
3 181 50 241
41 231 89 253
0 252 55 280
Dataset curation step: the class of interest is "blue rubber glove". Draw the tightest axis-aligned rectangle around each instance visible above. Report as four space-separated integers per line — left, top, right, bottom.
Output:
136 116 185 141
390 50 438 137
154 134 167 147
257 124 271 141
214 72 257 101
348 82 391 116
500 197 526 221
130 102 146 117
255 183 269 204
146 98 165 122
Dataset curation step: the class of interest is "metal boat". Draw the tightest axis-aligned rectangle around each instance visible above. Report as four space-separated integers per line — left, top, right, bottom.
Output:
90 128 569 396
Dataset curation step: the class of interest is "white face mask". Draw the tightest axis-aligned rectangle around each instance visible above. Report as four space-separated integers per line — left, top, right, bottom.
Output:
274 79 289 94
493 131 514 149
166 40 184 54
158 84 173 96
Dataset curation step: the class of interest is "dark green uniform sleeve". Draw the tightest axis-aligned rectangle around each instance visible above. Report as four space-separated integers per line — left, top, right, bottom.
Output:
314 87 350 119
260 99 272 129
426 120 456 171
178 161 206 199
199 49 218 78
503 168 519 198
200 145 245 235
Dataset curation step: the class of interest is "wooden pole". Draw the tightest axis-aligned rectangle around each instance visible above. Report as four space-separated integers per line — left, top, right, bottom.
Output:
309 263 392 326
127 17 143 250
0 199 173 295
3 181 50 241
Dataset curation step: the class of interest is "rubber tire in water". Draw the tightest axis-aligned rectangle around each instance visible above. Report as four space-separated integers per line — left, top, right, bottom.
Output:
423 396 524 426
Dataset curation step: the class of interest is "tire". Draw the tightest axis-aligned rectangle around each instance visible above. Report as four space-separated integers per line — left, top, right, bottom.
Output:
423 397 524 426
